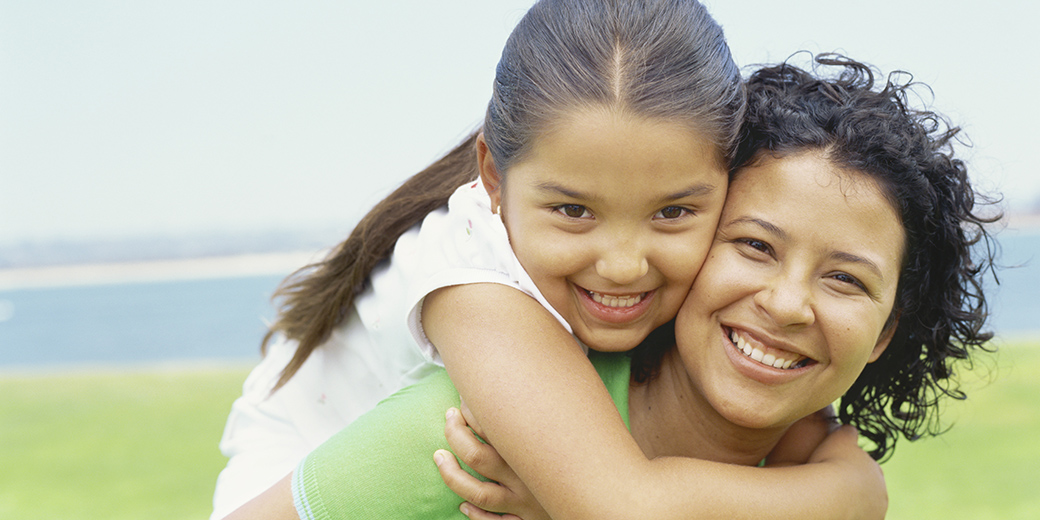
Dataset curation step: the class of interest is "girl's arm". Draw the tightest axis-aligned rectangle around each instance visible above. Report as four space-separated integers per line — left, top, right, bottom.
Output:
424 283 886 520
438 404 854 518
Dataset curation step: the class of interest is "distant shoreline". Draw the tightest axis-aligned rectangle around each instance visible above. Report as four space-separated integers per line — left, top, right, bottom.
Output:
1 211 1037 291
0 250 325 291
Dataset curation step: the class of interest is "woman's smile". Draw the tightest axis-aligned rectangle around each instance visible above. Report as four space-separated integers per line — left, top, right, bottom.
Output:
725 326 814 371
677 150 904 429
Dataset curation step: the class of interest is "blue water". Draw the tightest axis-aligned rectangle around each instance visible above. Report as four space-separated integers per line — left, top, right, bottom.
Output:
0 275 283 367
987 230 1040 337
0 232 1037 368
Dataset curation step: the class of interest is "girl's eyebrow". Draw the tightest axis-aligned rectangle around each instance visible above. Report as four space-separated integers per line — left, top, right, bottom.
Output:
663 183 720 201
535 181 586 200
534 181 719 202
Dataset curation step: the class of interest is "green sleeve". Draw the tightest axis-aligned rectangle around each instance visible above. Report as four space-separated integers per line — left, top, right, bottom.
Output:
293 352 631 520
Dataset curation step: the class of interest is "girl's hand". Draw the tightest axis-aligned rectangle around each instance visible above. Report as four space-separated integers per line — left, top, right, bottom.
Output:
435 405 550 520
764 405 838 467
766 408 887 519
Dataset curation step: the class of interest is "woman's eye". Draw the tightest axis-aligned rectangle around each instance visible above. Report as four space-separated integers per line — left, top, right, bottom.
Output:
832 273 867 291
738 238 771 254
557 204 590 218
654 206 689 220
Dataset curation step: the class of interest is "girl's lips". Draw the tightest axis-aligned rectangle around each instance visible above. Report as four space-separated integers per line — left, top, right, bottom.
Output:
586 289 646 308
576 286 655 324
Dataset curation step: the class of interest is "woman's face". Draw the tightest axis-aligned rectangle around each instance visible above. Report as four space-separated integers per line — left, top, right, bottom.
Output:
484 106 728 352
676 150 904 430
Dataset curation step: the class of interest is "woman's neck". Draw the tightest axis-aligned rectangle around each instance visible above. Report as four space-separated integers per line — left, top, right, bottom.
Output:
627 349 786 466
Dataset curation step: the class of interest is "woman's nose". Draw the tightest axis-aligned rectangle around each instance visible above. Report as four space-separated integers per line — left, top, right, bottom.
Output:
754 273 815 327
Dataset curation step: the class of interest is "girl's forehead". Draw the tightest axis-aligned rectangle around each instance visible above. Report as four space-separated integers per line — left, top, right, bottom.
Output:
526 105 726 166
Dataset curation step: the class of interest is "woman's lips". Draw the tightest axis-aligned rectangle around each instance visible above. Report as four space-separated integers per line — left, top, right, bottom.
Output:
727 327 814 370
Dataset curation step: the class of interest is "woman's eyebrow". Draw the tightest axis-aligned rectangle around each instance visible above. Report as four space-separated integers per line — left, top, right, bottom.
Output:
831 251 885 282
726 216 787 240
728 216 887 282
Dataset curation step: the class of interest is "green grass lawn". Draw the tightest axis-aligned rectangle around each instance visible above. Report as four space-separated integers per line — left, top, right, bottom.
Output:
0 364 252 520
1 342 1037 519
883 340 1040 519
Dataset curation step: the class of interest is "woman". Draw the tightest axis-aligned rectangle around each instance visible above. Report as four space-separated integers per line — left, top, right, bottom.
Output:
226 55 997 520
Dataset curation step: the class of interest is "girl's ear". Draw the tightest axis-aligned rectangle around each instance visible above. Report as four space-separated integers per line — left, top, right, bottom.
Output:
476 132 503 212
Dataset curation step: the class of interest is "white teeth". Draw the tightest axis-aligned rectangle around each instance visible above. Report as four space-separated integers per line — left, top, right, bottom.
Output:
729 329 803 370
589 291 643 308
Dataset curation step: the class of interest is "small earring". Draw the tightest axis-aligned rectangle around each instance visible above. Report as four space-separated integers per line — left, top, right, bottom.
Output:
493 204 500 215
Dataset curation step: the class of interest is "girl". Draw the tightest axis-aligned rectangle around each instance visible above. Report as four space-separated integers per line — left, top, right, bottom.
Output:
226 54 997 520
213 2 882 518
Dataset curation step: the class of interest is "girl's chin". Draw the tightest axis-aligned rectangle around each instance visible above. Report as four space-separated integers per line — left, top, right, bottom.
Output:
574 327 648 353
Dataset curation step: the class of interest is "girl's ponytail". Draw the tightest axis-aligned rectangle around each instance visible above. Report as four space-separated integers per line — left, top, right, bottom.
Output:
264 131 479 390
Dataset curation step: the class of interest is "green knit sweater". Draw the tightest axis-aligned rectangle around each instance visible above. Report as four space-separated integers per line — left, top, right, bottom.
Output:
292 352 632 519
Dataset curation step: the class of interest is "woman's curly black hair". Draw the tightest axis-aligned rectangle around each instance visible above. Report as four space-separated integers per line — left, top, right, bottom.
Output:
736 54 999 460
632 53 999 461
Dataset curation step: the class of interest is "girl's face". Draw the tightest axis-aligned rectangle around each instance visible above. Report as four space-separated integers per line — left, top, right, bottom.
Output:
676 151 904 430
481 106 727 352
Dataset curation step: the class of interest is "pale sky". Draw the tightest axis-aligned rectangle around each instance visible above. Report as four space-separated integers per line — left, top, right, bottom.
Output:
2 0 1035 245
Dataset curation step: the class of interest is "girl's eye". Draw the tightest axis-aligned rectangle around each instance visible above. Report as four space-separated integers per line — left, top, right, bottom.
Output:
556 204 590 218
654 206 689 220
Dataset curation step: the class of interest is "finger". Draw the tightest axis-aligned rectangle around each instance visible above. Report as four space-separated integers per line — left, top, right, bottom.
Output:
459 502 523 520
830 424 860 442
435 449 515 512
459 400 486 440
445 408 511 482
766 409 836 466
810 425 864 463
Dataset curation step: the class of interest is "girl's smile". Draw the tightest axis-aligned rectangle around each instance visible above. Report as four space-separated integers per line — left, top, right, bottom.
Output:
478 105 728 352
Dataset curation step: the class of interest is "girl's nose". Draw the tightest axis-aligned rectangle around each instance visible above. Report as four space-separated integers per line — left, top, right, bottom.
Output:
595 250 649 285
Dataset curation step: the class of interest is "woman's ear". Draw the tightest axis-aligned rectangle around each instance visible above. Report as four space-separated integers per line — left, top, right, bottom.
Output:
475 133 503 212
868 314 899 363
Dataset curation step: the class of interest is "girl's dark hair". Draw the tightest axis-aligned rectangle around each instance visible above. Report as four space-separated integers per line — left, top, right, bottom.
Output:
261 133 479 390
732 54 998 460
262 0 744 391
